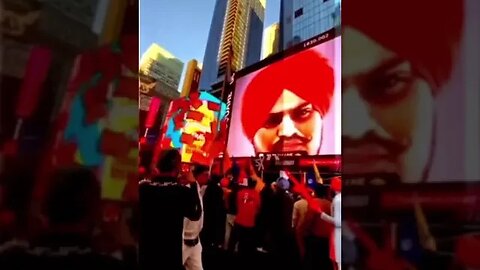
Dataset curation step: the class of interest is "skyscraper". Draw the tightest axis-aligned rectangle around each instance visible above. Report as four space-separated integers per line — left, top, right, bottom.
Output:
199 0 266 92
139 43 183 125
262 22 280 59
280 0 341 50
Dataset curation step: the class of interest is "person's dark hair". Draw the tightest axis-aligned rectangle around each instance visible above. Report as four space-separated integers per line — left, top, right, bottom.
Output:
230 162 241 181
262 171 277 185
192 165 209 178
210 174 222 185
155 149 181 173
314 185 328 199
43 166 100 225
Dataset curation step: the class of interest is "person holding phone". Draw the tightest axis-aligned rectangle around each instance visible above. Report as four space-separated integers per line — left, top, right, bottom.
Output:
139 149 202 270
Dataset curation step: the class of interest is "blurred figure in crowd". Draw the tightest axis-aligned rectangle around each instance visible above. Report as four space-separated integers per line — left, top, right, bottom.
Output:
182 165 209 270
201 173 226 270
319 177 342 270
292 186 313 260
224 163 241 250
269 176 300 270
139 149 202 270
254 172 277 253
201 173 226 249
228 175 261 259
0 166 126 269
300 185 333 270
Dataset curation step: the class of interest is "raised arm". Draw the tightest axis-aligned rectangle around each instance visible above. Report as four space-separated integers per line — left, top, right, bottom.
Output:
182 171 202 221
320 194 341 227
248 162 265 192
320 212 335 225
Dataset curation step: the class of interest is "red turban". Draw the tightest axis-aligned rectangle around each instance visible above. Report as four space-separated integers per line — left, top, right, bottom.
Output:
241 48 334 140
330 176 341 193
344 0 464 90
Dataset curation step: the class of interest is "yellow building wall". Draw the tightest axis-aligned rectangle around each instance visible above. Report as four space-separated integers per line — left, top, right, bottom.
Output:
181 60 200 97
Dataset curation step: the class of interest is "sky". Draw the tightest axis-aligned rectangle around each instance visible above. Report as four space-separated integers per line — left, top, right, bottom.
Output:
140 0 281 91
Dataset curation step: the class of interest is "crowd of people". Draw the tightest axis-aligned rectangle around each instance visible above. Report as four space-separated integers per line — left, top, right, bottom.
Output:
0 163 135 269
0 149 341 270
139 149 341 270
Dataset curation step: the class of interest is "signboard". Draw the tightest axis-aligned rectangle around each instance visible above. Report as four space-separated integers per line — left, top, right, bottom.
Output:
159 91 227 165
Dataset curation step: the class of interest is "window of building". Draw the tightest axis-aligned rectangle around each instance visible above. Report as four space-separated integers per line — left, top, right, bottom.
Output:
323 0 329 2
294 8 303 18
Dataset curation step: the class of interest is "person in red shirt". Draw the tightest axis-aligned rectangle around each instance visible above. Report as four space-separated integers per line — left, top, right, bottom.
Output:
227 175 261 258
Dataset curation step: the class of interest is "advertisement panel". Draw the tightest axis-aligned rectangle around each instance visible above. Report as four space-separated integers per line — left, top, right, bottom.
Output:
159 91 227 165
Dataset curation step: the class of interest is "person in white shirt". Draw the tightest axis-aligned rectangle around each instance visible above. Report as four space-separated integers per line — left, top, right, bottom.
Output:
319 177 342 270
182 166 209 270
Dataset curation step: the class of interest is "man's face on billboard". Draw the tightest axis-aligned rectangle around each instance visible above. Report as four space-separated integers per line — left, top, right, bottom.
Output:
342 27 434 182
252 89 322 155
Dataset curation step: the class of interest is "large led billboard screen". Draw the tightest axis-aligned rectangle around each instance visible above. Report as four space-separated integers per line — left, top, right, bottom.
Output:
226 35 341 158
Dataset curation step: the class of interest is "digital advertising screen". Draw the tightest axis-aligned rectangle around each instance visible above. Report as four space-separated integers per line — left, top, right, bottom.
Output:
226 35 341 158
160 91 227 165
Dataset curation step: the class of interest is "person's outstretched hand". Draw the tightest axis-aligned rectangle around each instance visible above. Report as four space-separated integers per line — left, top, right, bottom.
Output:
285 170 322 213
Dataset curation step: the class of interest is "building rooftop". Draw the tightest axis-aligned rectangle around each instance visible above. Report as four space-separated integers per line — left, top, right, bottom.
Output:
259 0 266 9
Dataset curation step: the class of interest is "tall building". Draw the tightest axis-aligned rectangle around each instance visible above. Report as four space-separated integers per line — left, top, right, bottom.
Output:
280 0 341 50
181 60 202 97
199 0 266 92
262 22 280 59
140 43 183 99
139 43 183 125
